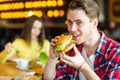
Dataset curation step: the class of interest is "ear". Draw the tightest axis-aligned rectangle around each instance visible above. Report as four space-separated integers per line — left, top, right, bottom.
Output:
93 18 99 28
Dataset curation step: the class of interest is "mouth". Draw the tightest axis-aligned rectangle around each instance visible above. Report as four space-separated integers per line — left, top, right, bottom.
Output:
32 34 37 37
72 34 81 38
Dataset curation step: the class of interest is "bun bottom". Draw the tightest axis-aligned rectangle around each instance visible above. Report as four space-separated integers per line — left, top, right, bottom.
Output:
63 43 74 53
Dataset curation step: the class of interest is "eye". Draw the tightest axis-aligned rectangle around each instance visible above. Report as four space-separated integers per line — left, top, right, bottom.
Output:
76 21 81 25
67 21 73 25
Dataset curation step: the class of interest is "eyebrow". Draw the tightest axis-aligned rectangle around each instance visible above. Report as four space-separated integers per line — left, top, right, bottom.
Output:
66 19 82 22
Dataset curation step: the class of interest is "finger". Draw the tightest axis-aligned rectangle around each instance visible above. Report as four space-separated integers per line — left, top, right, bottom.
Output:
60 51 72 62
50 38 57 47
61 34 64 36
51 38 57 43
55 36 60 39
60 52 72 66
50 42 56 46
8 42 12 45
73 45 80 55
5 42 11 48
60 58 72 66
7 42 12 46
51 36 60 46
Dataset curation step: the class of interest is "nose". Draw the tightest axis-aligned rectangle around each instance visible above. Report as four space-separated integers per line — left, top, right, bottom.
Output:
71 24 77 31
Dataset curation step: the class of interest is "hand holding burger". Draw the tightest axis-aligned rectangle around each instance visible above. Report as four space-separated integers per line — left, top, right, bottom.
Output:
55 35 75 53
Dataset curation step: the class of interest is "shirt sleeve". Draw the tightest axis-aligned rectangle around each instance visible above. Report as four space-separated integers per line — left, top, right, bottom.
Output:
55 61 68 80
55 61 79 80
1 39 18 63
0 50 7 63
107 50 120 79
40 39 50 56
109 63 120 79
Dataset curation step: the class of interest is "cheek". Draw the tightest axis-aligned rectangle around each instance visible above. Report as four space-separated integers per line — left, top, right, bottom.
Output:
31 29 41 36
36 29 42 36
37 30 41 35
67 26 72 32
31 29 34 34
83 27 92 38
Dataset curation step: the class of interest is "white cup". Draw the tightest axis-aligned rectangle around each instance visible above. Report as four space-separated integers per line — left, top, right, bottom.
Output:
13 58 30 70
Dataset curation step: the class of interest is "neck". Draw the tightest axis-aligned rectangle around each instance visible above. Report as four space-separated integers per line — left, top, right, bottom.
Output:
83 31 101 57
31 38 37 42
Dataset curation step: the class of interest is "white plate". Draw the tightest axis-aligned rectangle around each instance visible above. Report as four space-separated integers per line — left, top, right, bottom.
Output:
13 71 35 80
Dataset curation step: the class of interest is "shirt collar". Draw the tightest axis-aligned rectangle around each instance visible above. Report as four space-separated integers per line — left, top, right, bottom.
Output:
96 31 108 55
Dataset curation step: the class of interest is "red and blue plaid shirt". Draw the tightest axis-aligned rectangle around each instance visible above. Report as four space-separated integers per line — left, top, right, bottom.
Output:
54 32 120 80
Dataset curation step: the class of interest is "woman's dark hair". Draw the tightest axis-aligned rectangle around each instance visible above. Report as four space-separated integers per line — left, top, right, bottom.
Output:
20 15 45 47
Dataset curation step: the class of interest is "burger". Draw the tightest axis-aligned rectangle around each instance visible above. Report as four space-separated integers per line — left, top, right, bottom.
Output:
55 35 75 53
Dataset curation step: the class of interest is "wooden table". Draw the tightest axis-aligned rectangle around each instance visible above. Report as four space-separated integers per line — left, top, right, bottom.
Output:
0 61 44 77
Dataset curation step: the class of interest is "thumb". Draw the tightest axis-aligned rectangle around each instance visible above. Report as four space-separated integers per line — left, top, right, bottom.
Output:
6 42 12 47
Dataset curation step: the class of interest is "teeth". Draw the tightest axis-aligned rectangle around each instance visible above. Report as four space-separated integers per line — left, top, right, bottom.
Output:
73 34 80 37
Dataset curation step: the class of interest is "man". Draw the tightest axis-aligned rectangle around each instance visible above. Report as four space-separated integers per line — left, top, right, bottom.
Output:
44 0 120 80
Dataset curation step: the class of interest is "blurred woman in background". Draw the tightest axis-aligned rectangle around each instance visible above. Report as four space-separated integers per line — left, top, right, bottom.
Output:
0 15 50 65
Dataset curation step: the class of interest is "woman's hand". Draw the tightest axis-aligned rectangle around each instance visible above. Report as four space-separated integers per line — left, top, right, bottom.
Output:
60 45 85 69
4 42 12 53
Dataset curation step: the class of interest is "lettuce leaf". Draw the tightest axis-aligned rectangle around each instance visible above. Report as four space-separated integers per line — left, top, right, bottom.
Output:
55 39 71 51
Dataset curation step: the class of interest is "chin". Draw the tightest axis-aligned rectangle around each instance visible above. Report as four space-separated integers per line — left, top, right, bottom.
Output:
76 40 83 45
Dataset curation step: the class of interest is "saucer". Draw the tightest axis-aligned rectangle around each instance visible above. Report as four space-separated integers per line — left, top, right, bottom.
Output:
13 71 35 80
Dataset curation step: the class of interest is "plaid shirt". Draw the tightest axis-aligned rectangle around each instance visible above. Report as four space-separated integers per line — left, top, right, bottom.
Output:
54 32 120 80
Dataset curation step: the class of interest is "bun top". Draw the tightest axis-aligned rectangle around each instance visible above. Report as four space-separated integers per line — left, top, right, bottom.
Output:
56 35 72 45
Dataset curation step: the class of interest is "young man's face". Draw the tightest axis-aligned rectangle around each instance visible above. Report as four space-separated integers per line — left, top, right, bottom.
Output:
66 9 95 45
